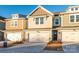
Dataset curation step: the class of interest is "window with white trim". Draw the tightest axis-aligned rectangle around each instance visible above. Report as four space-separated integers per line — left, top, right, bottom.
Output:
35 17 44 24
12 20 18 26
70 15 75 22
76 15 79 22
40 17 44 24
36 18 39 24
70 14 79 22
70 8 79 12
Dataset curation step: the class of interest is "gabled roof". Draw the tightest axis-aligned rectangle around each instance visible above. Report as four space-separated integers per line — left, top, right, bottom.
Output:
27 5 54 18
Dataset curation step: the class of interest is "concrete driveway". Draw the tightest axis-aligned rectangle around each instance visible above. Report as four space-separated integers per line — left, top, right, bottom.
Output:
62 43 79 53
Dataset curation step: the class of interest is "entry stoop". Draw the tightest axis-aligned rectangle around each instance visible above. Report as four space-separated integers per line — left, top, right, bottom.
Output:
44 41 63 51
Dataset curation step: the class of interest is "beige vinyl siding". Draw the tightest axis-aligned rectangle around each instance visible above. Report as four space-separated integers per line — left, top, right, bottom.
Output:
61 13 79 27
6 19 27 30
28 15 53 29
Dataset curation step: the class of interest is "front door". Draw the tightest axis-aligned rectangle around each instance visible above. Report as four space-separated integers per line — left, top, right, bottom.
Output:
53 30 57 41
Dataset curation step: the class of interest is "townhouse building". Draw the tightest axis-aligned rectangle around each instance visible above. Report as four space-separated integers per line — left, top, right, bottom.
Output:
4 5 79 43
27 5 79 43
55 6 79 43
27 6 53 42
4 14 28 42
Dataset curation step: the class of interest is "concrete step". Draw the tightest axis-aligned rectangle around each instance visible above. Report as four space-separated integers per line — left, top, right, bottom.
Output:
44 41 63 51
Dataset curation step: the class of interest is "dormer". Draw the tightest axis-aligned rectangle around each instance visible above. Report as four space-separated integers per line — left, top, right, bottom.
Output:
66 6 79 13
11 14 19 19
10 14 26 19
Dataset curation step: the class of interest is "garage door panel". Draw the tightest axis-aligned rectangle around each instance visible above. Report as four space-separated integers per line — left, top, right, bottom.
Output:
40 33 49 42
62 31 79 42
29 32 49 42
7 32 22 41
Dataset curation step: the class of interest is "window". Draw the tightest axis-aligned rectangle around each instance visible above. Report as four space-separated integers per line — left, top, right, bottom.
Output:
70 15 75 22
70 14 79 23
40 17 44 24
15 21 17 26
36 18 39 24
35 17 44 24
71 8 74 11
76 15 79 22
54 17 61 26
55 19 59 24
70 8 79 12
12 20 17 26
75 8 78 11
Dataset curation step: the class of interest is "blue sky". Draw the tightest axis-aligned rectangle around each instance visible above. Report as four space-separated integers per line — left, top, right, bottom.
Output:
0 5 70 18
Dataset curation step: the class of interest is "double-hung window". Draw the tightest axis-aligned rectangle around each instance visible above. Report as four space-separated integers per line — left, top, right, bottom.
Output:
40 17 44 24
76 15 79 22
70 14 79 22
35 17 44 24
12 20 18 26
70 15 75 22
36 18 39 24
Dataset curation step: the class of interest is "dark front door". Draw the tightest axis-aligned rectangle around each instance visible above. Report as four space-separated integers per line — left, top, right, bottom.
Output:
53 30 57 41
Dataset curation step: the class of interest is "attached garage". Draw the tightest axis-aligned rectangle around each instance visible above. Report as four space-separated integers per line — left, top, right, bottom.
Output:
6 32 23 42
61 30 79 42
28 31 50 42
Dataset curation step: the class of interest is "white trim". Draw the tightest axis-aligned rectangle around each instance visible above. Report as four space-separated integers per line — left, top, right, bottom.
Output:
27 5 53 18
61 16 63 26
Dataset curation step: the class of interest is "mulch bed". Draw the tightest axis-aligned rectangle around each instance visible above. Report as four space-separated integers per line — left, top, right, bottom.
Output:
44 41 63 51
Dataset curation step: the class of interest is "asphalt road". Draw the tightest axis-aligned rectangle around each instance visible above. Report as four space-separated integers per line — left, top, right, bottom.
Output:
0 43 79 53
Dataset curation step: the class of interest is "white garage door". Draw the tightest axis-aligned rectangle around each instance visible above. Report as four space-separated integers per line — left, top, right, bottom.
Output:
29 32 49 42
7 32 22 42
62 30 79 42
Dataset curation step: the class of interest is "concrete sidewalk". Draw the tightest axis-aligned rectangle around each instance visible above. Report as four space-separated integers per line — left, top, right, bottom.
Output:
8 42 47 49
